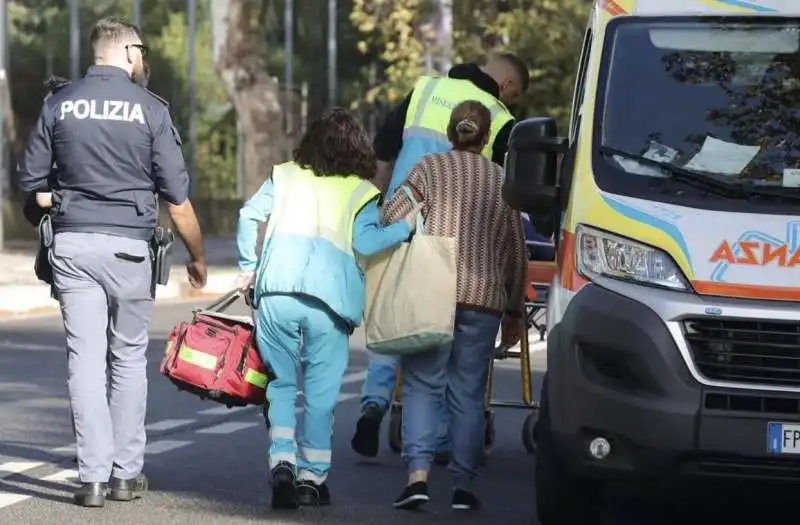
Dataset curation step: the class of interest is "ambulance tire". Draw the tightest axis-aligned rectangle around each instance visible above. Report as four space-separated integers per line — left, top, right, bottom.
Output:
535 378 602 525
388 408 403 454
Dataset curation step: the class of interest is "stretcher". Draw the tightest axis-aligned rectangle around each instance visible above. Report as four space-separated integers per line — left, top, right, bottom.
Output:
386 240 556 456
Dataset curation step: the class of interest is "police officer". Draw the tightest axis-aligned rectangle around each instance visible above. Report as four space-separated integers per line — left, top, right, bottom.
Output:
16 17 208 508
351 53 530 460
24 60 149 226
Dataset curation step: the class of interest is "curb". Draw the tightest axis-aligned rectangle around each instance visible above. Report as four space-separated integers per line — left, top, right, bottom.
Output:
0 269 241 318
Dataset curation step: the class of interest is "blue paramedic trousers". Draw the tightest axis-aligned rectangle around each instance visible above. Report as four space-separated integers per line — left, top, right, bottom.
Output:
361 351 451 453
256 293 349 484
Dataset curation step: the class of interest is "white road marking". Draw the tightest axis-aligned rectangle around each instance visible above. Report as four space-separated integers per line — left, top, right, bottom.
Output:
0 341 64 352
145 440 193 455
145 418 195 432
196 405 250 416
342 370 367 384
0 493 31 509
41 469 78 483
0 462 44 479
0 385 361 512
194 370 363 416
196 421 259 435
50 444 76 455
337 392 358 403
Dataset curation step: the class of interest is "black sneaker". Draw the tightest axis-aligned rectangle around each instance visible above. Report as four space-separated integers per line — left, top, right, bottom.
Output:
452 489 480 511
393 481 429 510
270 462 298 510
296 480 331 506
73 482 107 508
351 403 384 457
107 473 149 501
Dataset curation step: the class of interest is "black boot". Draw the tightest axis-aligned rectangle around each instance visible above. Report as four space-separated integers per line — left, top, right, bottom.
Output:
296 480 331 506
107 473 149 501
271 462 298 510
73 482 107 508
351 403 384 457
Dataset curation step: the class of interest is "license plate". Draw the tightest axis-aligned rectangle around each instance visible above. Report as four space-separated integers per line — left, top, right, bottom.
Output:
767 422 800 454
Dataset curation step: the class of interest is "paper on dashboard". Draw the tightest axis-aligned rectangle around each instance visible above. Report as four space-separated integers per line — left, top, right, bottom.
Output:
612 141 677 177
683 136 760 176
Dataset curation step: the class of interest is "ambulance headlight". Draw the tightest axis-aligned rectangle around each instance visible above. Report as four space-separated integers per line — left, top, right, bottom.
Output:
575 225 689 291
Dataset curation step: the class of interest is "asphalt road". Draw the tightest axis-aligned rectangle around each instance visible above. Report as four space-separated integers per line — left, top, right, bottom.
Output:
0 300 791 525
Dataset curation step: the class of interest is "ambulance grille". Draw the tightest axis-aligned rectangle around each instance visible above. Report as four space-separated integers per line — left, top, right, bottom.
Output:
683 318 800 388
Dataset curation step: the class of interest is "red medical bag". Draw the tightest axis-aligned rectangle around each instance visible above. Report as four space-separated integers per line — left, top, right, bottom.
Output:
160 290 273 407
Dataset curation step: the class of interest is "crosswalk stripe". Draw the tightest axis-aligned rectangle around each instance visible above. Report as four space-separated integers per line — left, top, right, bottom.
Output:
0 462 44 479
0 493 30 509
41 469 78 482
196 422 259 435
145 419 195 432
145 440 193 455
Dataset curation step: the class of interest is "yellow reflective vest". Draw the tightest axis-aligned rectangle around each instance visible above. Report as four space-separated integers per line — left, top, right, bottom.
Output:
254 161 380 326
387 75 514 196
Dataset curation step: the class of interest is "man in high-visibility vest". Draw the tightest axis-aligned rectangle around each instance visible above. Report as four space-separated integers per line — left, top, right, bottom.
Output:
351 53 530 460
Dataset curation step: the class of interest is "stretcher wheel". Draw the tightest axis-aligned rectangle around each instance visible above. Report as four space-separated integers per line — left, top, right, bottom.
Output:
484 410 495 450
388 405 403 453
522 411 538 454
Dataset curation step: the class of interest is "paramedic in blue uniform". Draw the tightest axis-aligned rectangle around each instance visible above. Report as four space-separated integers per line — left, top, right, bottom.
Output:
16 17 207 508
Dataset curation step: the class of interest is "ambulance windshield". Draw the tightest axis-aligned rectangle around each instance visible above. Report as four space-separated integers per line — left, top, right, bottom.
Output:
599 19 800 191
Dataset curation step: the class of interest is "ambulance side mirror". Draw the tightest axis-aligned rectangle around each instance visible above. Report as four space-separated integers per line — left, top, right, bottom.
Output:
502 117 567 230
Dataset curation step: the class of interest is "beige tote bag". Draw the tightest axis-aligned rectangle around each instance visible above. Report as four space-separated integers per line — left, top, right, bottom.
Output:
363 187 457 355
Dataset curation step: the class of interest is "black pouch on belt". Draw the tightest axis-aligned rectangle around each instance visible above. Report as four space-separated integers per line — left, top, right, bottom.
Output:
34 214 54 286
150 226 175 286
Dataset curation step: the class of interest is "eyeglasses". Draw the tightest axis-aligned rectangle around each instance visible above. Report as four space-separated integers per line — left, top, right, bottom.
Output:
125 44 150 58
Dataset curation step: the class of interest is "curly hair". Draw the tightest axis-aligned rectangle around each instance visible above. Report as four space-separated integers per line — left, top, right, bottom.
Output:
293 107 377 179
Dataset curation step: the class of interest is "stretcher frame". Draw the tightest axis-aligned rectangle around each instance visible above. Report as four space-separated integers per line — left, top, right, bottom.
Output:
386 240 556 455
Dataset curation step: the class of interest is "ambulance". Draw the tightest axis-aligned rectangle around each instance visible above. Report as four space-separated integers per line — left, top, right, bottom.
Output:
502 0 800 522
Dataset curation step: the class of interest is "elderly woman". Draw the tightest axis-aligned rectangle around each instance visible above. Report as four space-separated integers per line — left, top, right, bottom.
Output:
383 100 527 511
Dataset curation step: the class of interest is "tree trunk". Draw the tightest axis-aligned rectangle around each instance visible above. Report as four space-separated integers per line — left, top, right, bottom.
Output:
210 0 285 199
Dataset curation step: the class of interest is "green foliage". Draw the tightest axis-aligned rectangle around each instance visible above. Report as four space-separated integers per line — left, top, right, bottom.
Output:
150 12 237 199
8 0 590 204
350 0 437 105
351 0 590 130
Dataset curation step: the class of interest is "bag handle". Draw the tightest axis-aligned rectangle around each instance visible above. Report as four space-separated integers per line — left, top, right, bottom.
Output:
400 185 425 235
199 289 244 313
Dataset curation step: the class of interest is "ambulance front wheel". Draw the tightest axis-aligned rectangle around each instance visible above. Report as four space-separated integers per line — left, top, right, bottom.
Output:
388 407 403 454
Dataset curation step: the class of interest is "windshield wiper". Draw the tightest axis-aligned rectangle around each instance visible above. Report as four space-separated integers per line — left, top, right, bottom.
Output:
600 146 746 198
737 183 800 203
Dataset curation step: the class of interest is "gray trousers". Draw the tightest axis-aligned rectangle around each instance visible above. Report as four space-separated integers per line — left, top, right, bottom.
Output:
50 232 154 483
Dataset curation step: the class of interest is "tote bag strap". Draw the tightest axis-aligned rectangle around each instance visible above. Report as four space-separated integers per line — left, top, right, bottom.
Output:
400 185 425 235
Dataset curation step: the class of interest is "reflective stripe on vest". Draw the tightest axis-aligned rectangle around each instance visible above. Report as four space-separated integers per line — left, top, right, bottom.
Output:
266 162 379 256
403 75 514 159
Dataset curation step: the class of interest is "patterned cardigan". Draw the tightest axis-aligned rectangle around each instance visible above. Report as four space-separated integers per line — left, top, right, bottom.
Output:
382 150 527 317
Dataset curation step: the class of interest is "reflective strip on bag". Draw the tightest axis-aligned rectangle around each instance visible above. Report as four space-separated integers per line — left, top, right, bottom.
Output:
178 345 218 370
244 368 268 389
164 340 173 356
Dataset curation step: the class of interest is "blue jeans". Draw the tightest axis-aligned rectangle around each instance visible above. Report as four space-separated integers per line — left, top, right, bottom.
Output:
361 353 451 453
399 308 500 489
